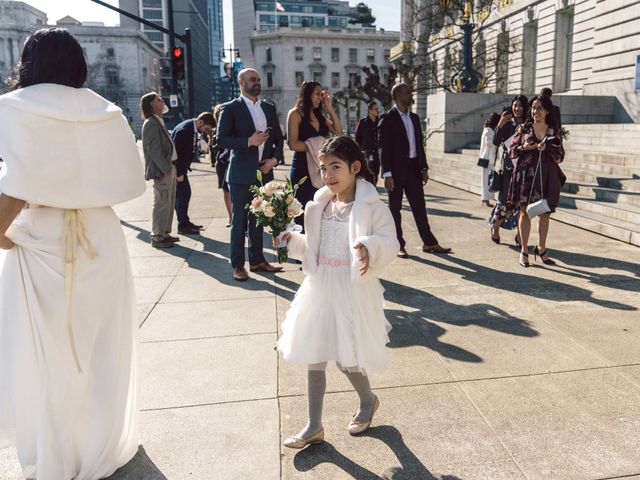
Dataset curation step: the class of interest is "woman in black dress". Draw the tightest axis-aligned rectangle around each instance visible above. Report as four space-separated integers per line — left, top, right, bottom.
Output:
489 94 528 244
212 103 232 226
508 95 565 267
287 81 341 228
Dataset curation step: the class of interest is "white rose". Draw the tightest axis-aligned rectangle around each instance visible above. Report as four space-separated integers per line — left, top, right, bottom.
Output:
263 182 277 196
287 198 303 217
263 204 276 218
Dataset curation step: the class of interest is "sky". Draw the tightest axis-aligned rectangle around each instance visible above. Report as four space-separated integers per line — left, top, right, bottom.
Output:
21 0 400 49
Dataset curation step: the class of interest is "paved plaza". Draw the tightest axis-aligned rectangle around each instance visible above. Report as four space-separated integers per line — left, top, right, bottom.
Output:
1 153 640 480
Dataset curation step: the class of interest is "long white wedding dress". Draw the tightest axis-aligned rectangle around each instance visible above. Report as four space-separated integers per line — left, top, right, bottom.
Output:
0 84 145 480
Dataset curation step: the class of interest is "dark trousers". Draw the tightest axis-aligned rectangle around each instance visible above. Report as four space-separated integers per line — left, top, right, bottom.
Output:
367 155 380 184
388 174 438 248
228 182 266 268
175 173 192 229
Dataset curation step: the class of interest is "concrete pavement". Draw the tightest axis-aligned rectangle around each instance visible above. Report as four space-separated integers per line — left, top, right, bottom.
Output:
1 153 640 480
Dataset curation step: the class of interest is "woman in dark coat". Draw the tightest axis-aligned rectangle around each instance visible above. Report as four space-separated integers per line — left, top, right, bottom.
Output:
508 95 565 267
489 95 528 244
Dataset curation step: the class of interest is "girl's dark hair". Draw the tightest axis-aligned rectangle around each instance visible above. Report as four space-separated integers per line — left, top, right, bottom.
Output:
7 28 87 91
318 135 375 184
295 80 323 123
140 91 159 119
484 112 500 129
528 94 556 128
511 95 529 120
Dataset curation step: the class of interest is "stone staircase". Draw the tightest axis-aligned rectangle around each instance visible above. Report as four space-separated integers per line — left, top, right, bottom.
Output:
427 124 640 246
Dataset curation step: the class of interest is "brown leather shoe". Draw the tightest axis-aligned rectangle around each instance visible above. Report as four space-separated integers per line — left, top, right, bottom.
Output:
249 262 283 273
397 247 408 258
233 266 249 281
422 244 452 254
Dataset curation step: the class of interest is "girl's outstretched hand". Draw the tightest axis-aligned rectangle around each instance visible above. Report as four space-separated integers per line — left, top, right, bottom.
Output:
354 242 369 275
273 232 292 248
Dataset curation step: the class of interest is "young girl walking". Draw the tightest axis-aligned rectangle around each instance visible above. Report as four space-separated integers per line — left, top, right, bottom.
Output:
275 135 399 448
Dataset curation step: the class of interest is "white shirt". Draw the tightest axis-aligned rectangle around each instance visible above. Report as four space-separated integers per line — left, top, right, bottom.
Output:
383 105 417 178
241 95 268 161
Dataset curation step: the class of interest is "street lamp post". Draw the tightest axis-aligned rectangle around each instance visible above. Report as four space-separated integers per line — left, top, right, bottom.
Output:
221 45 241 99
442 0 483 92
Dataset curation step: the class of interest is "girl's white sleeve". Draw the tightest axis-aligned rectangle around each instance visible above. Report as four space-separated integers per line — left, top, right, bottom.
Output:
353 201 399 272
286 231 307 259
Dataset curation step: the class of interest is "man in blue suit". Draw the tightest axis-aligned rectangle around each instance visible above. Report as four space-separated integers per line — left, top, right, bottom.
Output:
171 112 215 235
217 68 284 281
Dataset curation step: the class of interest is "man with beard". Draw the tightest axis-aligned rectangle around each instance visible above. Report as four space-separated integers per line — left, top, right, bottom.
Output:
217 68 285 281
378 83 451 258
355 101 381 185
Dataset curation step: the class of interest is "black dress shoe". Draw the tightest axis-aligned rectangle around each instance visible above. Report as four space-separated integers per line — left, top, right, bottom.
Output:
188 222 204 230
178 227 200 235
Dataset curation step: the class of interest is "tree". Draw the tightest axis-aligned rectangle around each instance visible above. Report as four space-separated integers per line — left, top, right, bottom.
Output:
395 0 522 94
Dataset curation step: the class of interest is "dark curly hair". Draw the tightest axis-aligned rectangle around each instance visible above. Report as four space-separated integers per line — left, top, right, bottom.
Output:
6 28 87 91
318 135 375 184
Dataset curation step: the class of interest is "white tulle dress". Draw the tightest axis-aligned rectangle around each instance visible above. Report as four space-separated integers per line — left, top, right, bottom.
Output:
277 199 392 374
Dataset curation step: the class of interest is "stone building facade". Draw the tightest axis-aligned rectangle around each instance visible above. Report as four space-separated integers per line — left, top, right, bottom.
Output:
0 1 47 86
251 27 399 132
57 18 164 134
393 0 640 122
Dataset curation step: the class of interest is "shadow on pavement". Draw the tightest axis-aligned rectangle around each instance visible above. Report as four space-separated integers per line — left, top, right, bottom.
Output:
410 254 637 311
382 279 538 363
103 446 166 480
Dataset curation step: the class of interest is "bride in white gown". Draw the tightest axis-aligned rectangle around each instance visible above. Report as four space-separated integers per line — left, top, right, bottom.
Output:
0 28 145 479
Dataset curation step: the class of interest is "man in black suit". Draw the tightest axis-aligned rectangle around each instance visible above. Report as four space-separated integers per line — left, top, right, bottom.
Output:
171 112 215 234
217 68 284 281
355 101 380 185
540 88 562 131
378 83 451 258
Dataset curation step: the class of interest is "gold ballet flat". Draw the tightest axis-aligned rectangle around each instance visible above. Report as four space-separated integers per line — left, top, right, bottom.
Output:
347 395 380 435
283 428 325 449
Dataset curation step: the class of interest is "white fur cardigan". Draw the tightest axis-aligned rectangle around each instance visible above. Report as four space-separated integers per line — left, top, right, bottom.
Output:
287 178 399 282
0 84 144 208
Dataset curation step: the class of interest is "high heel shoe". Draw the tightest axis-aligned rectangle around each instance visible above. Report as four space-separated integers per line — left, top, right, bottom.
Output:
534 246 556 265
348 395 379 435
491 232 500 244
283 428 325 449
519 251 529 268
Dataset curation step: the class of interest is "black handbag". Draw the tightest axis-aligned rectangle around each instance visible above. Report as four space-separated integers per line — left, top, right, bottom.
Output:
477 158 489 168
488 169 502 192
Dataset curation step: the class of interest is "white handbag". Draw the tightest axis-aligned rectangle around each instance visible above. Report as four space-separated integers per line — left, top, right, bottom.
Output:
526 151 551 219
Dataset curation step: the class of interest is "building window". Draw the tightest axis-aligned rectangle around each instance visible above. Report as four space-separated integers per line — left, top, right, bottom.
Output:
295 71 304 87
313 47 322 61
331 48 340 62
313 71 323 84
314 17 324 26
267 72 273 87
266 47 272 62
366 48 375 63
496 31 509 93
349 48 357 63
295 46 303 61
521 22 538 93
349 72 360 87
106 47 115 59
105 67 119 86
279 15 289 27
143 0 162 6
384 49 390 62
554 8 574 92
331 72 340 88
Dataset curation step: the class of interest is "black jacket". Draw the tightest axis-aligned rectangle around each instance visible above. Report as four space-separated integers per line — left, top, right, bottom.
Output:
355 116 379 161
171 118 197 177
378 107 427 180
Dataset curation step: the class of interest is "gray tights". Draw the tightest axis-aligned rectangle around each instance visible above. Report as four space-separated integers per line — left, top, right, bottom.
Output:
296 362 376 440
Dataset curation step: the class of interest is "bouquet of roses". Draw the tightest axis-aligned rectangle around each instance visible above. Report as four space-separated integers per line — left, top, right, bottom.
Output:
248 171 306 263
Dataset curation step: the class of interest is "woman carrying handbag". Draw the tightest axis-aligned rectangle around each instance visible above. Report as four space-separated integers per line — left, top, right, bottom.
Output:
477 113 499 208
507 95 565 267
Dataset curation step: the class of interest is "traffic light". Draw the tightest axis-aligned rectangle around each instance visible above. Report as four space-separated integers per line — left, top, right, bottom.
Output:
171 46 185 80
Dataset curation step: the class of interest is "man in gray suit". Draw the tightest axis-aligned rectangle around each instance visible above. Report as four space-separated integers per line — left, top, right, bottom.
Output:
217 68 284 281
141 92 179 249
